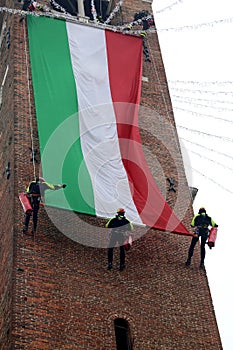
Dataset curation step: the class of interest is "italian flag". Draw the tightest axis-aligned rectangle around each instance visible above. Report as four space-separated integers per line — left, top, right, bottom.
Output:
27 15 189 235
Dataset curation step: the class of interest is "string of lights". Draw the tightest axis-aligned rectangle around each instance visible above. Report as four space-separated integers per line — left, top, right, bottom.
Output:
90 0 98 23
168 79 233 86
185 148 233 172
0 5 150 36
172 94 233 106
1 5 233 35
173 106 233 123
50 0 68 14
0 5 74 21
104 0 123 25
180 137 233 161
183 163 233 194
156 0 184 14
157 16 233 32
177 125 233 142
118 14 154 31
169 86 233 95
173 99 233 113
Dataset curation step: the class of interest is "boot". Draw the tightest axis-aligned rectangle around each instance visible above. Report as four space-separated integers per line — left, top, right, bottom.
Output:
22 225 28 233
107 263 112 270
185 258 191 266
199 261 205 269
119 264 126 271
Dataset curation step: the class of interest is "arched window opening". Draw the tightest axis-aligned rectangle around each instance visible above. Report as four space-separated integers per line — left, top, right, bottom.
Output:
114 318 133 350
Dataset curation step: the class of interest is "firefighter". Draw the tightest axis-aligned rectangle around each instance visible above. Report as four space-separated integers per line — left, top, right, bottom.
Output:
185 207 218 269
19 0 45 22
22 177 66 234
106 208 133 271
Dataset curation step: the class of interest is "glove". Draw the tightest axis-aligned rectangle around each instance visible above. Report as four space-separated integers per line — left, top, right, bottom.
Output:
55 184 66 190
62 184 67 188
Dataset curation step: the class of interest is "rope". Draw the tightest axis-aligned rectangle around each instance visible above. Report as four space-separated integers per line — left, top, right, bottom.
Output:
23 18 36 180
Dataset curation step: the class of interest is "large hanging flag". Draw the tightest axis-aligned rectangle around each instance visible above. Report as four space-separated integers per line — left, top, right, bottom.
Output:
27 15 190 235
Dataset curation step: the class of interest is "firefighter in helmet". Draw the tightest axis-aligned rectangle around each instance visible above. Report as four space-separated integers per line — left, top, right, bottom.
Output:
106 208 133 271
185 207 218 269
22 177 66 234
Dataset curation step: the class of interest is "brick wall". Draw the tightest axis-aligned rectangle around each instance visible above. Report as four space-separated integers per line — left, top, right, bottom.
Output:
0 1 15 348
0 0 223 349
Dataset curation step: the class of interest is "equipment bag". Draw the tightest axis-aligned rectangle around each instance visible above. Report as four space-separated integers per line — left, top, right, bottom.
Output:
124 235 133 251
19 193 33 215
207 227 218 249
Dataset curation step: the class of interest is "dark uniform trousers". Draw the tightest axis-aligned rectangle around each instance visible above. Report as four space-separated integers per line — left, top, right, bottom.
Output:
24 195 40 231
188 228 209 264
108 231 125 266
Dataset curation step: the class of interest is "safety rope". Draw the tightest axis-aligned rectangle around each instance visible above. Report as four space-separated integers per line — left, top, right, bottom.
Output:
23 18 40 306
22 18 36 180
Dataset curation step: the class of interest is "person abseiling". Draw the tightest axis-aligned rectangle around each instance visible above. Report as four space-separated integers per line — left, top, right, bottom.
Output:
185 207 218 269
22 177 66 234
106 208 133 271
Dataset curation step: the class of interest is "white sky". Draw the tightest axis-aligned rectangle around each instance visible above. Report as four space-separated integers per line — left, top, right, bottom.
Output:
152 1 233 349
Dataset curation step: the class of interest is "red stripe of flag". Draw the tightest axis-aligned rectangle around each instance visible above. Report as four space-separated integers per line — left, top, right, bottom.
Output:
105 30 190 235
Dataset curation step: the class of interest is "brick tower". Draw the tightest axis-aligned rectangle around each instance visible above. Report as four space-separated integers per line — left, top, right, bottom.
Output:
0 0 222 349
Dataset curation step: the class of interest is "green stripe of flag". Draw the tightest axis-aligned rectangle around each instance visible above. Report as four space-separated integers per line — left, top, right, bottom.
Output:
27 15 95 215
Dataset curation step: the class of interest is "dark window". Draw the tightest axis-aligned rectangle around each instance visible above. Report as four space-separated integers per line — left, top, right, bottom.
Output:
53 0 109 20
114 318 133 350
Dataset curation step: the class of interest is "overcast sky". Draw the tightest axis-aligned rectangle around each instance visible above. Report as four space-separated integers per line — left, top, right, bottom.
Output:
152 1 233 349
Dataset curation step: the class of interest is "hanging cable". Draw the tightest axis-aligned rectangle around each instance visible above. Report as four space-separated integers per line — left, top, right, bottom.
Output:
23 18 36 179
